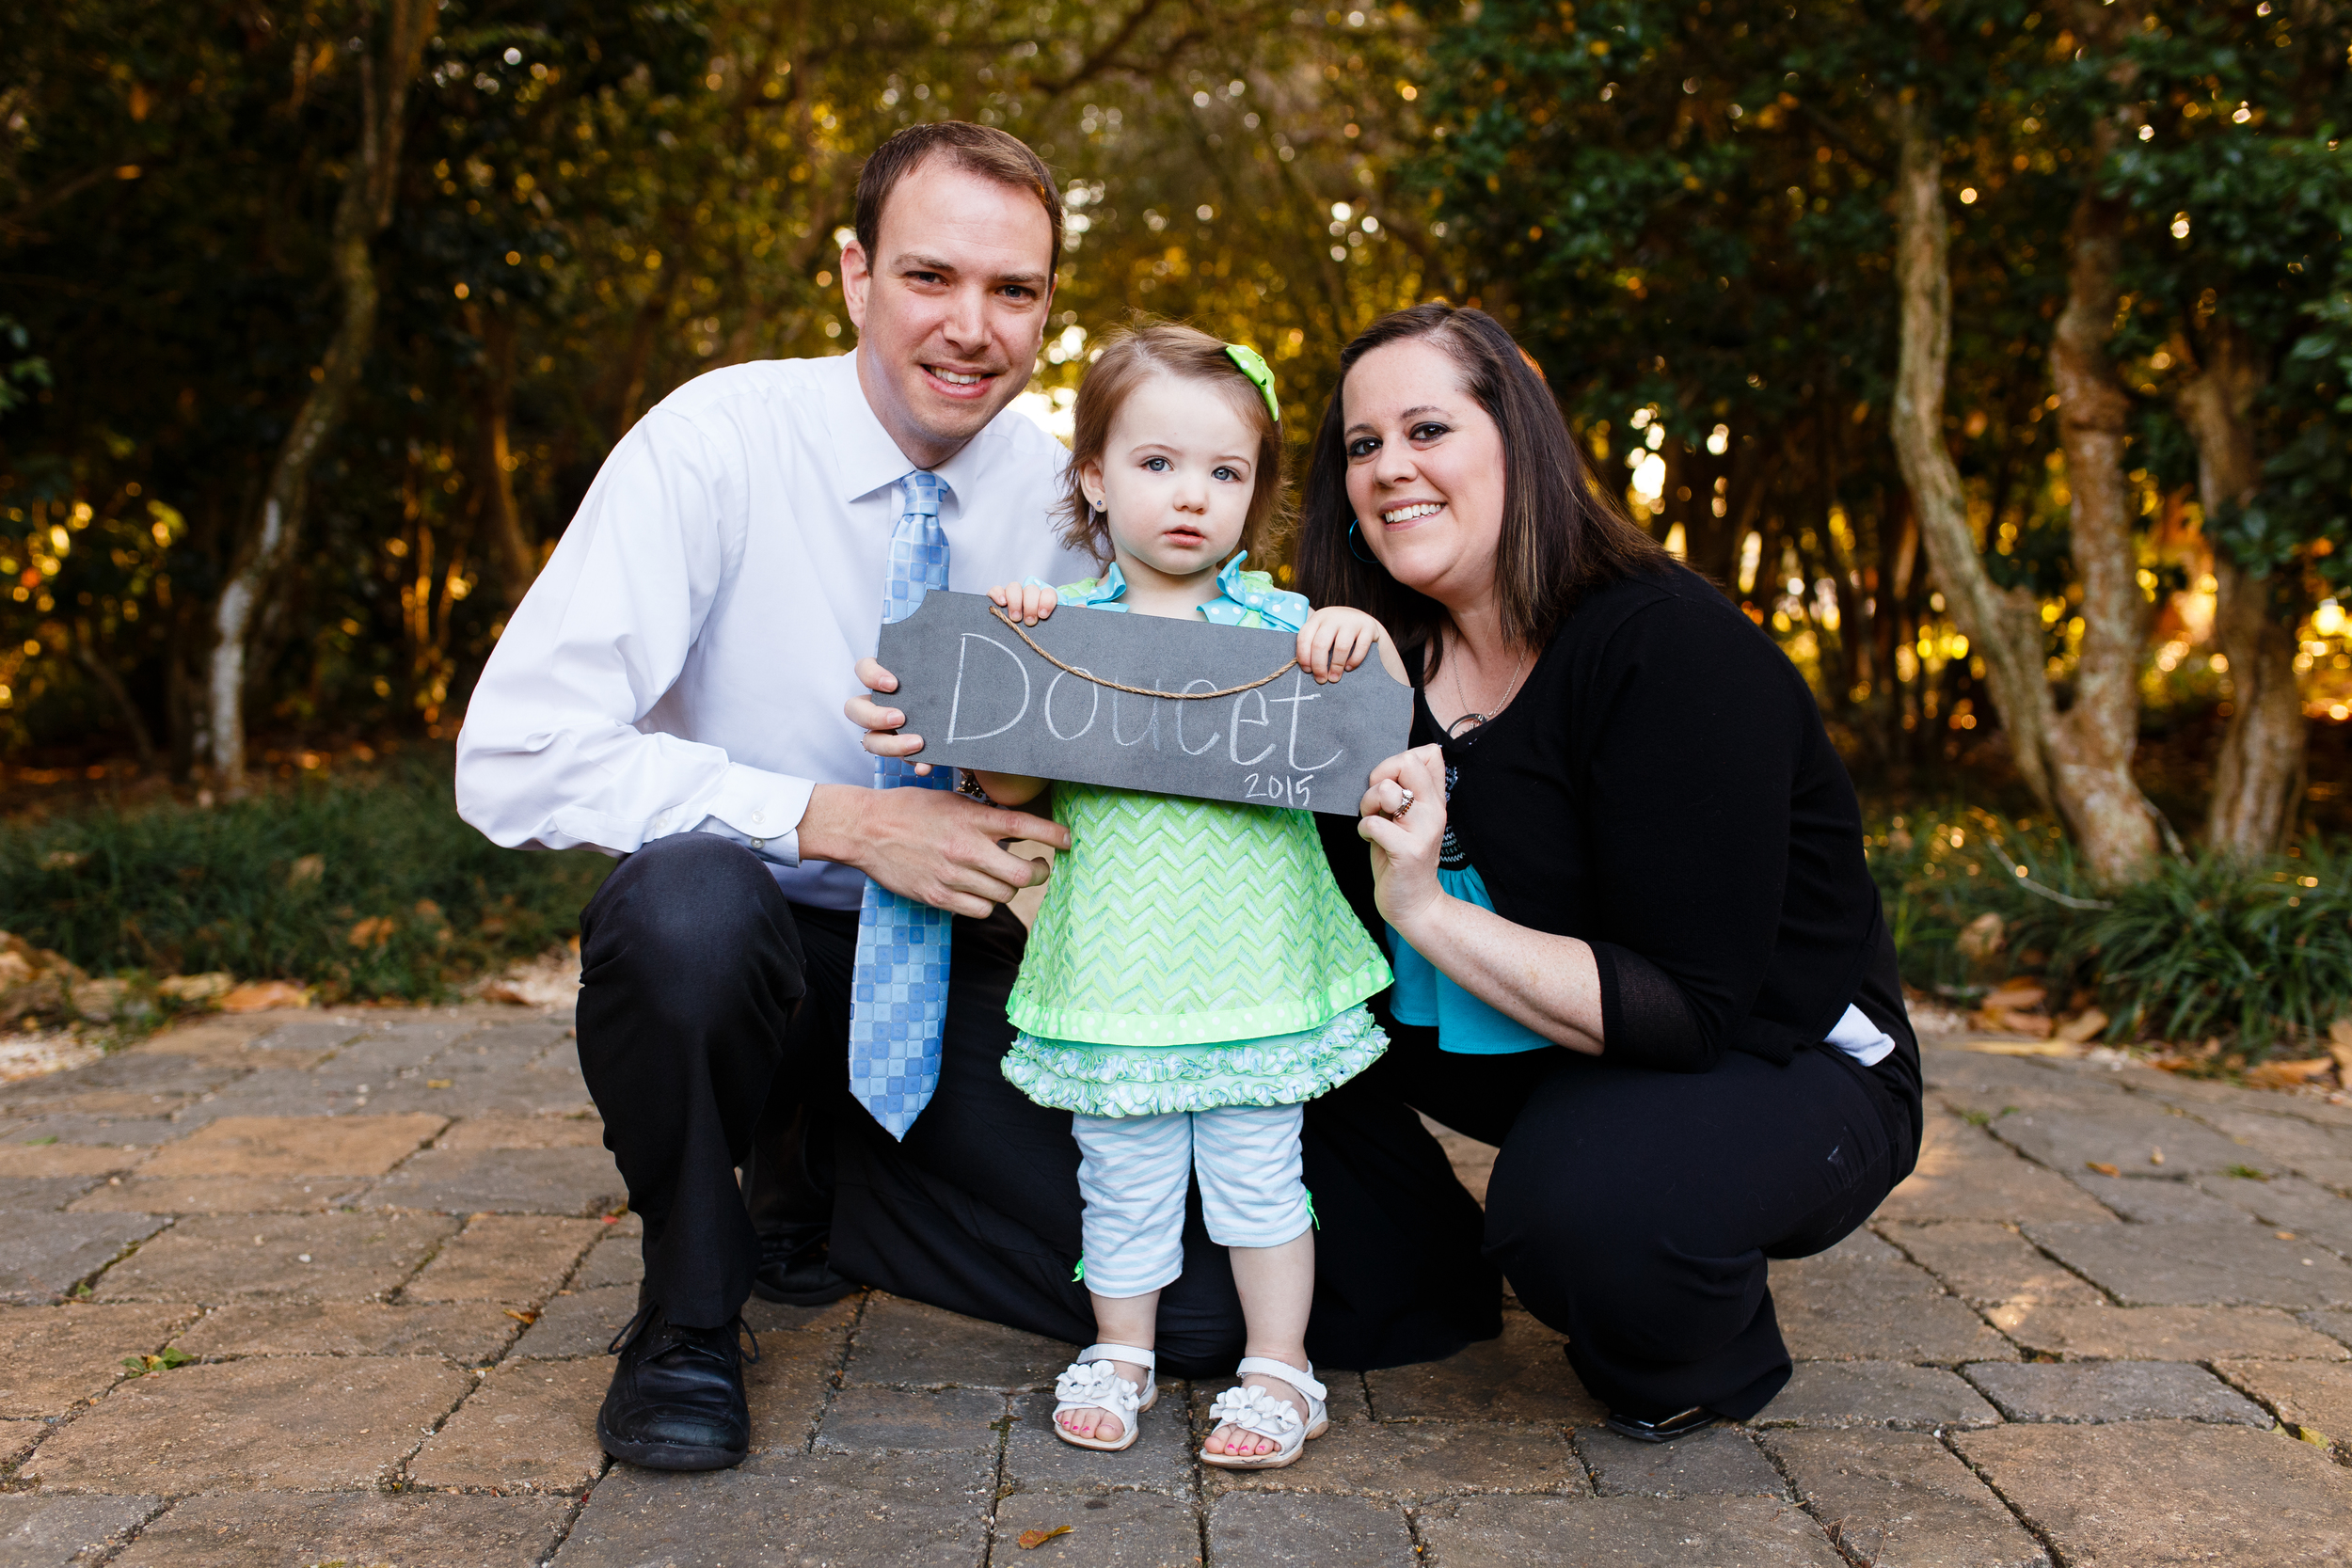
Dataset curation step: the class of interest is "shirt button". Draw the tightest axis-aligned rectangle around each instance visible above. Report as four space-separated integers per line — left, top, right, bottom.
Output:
752 838 765 850
751 811 764 824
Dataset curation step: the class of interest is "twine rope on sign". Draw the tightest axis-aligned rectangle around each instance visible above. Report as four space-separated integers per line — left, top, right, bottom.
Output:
988 607 1298 701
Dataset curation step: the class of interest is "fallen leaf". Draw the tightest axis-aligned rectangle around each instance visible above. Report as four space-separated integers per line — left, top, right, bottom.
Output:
157 972 233 1004
1969 1006 2055 1039
2246 1057 2335 1090
1981 981 2047 1012
1017 1527 1073 1549
2086 1161 2121 1177
1963 1038 2074 1056
1956 912 2006 962
2279 1231 2298 1242
426 1079 453 1089
286 854 326 886
504 1309 538 1324
2054 1008 2109 1044
220 980 310 1014
346 916 395 949
2149 1148 2165 1166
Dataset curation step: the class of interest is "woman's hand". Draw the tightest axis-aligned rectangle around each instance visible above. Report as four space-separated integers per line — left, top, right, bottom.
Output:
1297 607 1391 684
987 580 1058 626
1358 744 1449 933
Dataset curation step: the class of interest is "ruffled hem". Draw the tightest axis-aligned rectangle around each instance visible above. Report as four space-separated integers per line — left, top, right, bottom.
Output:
1007 960 1392 1049
1002 1006 1389 1117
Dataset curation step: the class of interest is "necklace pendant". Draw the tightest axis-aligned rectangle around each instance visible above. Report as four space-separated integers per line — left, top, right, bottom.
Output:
1446 711 1489 737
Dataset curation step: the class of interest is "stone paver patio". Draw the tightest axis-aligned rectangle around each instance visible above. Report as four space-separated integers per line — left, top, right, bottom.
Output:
5 1010 2352 1565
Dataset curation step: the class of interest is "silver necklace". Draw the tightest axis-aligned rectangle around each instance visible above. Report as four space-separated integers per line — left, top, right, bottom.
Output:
1445 639 1533 737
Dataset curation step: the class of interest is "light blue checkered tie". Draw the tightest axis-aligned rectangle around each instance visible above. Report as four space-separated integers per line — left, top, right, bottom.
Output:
850 471 955 1139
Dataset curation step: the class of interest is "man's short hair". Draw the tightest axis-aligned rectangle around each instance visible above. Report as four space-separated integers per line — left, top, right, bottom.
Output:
854 122 1064 283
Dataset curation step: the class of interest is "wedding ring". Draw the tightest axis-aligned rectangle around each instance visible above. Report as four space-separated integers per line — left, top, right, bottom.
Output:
1391 786 1415 822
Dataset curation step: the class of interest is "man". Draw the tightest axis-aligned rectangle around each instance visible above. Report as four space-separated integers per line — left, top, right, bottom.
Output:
455 122 1093 1471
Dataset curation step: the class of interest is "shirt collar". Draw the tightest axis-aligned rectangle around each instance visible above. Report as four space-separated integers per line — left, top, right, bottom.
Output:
1060 552 1264 616
822 347 1020 510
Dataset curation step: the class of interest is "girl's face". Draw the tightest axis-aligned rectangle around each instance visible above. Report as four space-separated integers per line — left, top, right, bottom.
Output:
1079 373 1259 586
1341 337 1508 611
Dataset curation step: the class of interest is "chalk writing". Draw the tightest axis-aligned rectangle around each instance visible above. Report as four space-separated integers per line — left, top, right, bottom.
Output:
877 592 1411 813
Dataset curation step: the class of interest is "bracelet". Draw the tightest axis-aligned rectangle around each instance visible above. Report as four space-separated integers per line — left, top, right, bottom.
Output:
955 769 993 804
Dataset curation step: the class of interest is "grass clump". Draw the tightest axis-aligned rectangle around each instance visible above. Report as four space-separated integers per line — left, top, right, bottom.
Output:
0 755 611 1004
1869 805 2352 1059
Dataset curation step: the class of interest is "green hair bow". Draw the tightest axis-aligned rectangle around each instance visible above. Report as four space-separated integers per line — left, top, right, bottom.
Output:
1223 341 1279 423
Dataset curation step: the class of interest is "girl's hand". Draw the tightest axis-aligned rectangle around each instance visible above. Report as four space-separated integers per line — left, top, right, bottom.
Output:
986 581 1058 626
1298 607 1391 684
1358 745 1448 934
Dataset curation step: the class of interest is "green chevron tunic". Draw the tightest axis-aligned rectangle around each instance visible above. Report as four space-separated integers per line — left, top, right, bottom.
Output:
999 558 1391 1117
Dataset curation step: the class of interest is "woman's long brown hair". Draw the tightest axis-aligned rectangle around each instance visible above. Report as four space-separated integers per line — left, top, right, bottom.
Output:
1293 304 1667 678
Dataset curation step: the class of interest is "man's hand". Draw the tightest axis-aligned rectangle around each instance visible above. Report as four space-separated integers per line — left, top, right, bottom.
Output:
799 781 1067 919
849 657 932 774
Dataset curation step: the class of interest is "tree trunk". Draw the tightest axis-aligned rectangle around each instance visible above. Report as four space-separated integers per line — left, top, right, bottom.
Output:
2173 317 2308 852
202 0 434 793
466 307 538 610
2043 113 2159 883
1886 99 2061 803
1886 95 2157 883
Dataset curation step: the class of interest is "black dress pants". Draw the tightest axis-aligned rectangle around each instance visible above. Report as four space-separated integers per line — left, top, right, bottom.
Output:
1368 931 1922 1420
574 834 1497 1371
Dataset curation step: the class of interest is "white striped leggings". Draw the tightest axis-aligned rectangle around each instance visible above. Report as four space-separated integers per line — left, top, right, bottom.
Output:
1072 1103 1311 1299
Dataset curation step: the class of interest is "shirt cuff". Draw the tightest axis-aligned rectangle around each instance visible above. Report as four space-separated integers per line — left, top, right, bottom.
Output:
681 764 816 866
1591 941 1712 1073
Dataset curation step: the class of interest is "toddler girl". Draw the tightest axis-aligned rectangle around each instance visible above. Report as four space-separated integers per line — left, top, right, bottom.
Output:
969 324 1401 1469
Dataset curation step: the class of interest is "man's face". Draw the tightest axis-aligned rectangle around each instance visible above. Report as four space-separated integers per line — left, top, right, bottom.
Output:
841 156 1056 469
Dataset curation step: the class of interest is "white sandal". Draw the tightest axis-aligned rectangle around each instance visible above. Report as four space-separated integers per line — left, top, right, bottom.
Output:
1050 1341 1158 1452
1200 1356 1328 1470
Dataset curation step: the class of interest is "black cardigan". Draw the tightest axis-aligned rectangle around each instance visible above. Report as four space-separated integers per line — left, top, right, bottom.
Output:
1322 562 1890 1075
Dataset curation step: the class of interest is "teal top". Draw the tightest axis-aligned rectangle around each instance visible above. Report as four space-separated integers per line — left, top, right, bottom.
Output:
1029 549 1312 630
1387 863 1554 1054
1000 553 1391 1117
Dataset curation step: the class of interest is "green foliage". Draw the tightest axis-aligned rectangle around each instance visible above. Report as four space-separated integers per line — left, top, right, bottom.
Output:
0 317 49 420
2106 2 2352 594
1871 806 2352 1055
0 755 610 1001
0 1 1433 759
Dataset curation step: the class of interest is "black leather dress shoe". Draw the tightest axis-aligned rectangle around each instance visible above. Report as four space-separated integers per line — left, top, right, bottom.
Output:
596 1304 758 1471
751 1236 859 1307
1604 1405 1722 1443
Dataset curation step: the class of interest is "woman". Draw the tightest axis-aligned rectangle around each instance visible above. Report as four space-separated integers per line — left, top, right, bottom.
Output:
1300 304 1922 1438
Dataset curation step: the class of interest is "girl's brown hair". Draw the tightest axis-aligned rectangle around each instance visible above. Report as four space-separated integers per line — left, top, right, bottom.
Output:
1294 304 1669 676
1057 323 1289 564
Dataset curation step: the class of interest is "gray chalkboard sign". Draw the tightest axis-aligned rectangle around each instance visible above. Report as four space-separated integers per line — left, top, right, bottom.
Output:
877 591 1412 814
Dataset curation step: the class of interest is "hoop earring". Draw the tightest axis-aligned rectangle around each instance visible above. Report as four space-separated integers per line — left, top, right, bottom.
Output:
1347 519 1378 564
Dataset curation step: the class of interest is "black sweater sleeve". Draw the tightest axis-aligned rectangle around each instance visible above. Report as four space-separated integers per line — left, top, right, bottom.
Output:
1574 593 1810 1073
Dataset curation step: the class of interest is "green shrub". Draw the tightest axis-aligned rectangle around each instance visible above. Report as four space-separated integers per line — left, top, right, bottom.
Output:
0 756 612 1003
1870 805 2352 1057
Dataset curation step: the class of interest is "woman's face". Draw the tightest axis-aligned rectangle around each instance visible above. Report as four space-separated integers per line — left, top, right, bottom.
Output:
1341 337 1508 611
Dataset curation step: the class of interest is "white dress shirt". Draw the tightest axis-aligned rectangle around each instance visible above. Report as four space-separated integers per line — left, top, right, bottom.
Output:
454 349 1092 910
